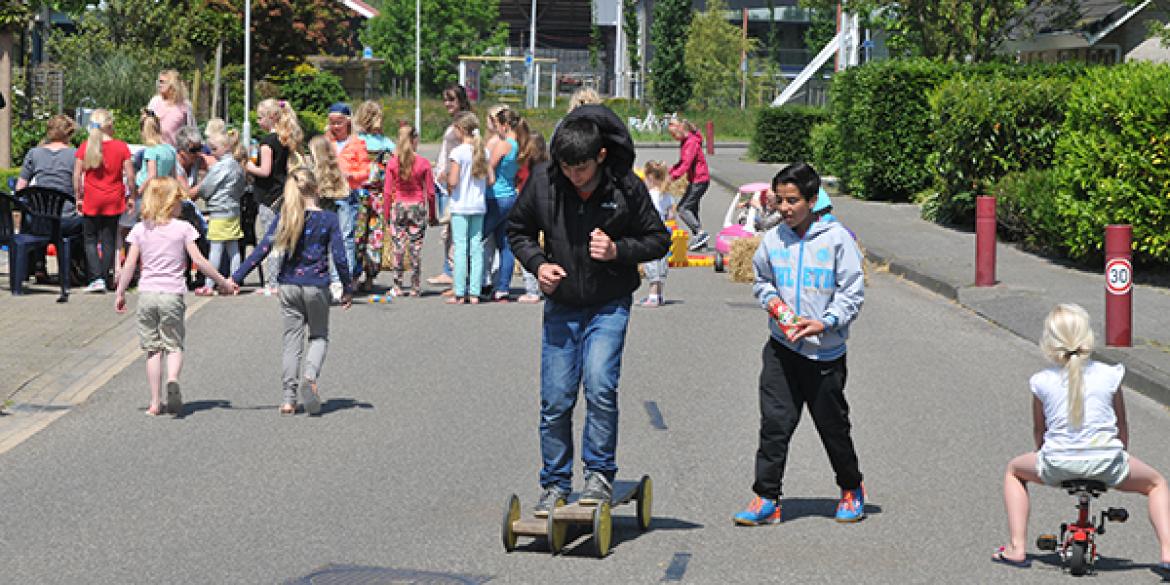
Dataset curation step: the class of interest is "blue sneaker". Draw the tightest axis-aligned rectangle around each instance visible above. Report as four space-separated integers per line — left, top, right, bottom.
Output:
835 484 866 523
733 496 781 526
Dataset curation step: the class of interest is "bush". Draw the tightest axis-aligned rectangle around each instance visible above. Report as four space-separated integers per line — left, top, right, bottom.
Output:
751 105 828 163
809 122 842 177
0 167 21 190
1053 63 1170 264
298 111 326 140
272 65 348 116
926 73 1074 225
830 59 956 200
991 169 1070 255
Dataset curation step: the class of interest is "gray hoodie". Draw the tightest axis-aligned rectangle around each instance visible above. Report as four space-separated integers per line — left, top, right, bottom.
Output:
752 218 865 361
199 153 246 219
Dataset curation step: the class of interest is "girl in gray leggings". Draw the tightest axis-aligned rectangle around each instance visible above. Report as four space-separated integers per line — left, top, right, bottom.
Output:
231 168 353 415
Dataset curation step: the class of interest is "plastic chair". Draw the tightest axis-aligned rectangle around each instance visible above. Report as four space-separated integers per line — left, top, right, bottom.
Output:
10 186 76 302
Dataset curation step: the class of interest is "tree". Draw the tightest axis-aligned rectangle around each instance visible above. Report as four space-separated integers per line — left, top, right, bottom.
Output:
359 0 508 94
685 0 757 109
649 0 692 112
623 0 640 83
798 0 1082 62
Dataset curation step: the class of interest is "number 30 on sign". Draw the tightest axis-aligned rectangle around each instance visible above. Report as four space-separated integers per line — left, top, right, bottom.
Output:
1106 258 1133 295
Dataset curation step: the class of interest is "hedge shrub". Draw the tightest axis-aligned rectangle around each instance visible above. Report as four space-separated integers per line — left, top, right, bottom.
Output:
991 169 1070 256
271 65 348 116
809 121 842 177
1053 63 1170 264
751 105 828 163
926 74 1074 225
831 59 955 200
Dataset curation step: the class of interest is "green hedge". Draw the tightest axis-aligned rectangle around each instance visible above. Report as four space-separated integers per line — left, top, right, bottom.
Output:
925 73 1074 225
1053 63 1170 264
991 169 1070 256
751 105 828 163
809 121 842 177
831 59 956 200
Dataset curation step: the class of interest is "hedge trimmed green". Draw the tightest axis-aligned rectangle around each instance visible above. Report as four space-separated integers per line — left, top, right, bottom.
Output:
809 121 842 177
991 169 1071 256
751 105 827 163
1054 63 1170 264
831 59 955 201
926 74 1074 225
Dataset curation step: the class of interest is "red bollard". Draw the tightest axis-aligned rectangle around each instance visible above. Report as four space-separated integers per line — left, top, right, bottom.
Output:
705 121 715 155
1104 225 1133 347
975 196 996 286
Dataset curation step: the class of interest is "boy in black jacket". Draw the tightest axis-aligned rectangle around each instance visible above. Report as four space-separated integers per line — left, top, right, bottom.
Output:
508 105 670 515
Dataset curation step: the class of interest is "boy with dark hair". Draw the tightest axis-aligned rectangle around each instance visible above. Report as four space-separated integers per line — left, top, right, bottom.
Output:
734 162 867 526
508 105 671 515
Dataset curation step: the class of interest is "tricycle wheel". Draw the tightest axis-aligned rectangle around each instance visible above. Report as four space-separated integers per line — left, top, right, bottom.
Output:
501 494 520 553
714 252 725 273
1069 541 1089 576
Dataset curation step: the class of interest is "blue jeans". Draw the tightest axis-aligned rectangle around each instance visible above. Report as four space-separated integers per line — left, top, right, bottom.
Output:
333 190 360 277
539 296 631 492
434 181 452 276
483 196 516 294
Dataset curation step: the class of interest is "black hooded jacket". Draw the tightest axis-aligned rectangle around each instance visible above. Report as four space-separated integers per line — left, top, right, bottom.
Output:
507 105 671 307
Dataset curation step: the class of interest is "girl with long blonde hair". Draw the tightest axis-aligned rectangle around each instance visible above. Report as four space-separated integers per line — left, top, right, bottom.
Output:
445 111 489 305
114 177 234 417
246 99 303 295
996 303 1170 568
353 100 394 291
231 167 353 416
73 108 134 293
384 123 433 296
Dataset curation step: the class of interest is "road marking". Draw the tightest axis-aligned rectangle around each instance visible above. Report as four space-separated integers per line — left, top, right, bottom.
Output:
644 400 668 430
0 296 212 456
662 552 692 582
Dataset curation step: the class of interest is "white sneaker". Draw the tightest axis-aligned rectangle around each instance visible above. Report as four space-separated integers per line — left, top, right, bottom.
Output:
84 279 106 293
329 282 343 302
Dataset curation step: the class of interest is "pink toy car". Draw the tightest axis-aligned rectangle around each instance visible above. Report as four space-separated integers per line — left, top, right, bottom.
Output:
713 182 770 272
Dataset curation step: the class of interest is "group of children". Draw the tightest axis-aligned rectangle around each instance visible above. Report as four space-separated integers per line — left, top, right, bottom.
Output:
104 94 1170 571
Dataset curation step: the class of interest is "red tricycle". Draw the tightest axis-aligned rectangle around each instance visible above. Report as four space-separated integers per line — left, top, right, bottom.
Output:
1036 479 1129 576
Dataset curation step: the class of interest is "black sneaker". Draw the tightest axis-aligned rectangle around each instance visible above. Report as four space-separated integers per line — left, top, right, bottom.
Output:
533 486 567 517
688 231 710 251
578 472 613 506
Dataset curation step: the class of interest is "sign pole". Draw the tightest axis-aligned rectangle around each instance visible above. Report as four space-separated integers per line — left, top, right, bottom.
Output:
1105 224 1133 347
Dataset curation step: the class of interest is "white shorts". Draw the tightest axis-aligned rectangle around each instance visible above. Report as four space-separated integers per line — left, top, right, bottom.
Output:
1037 451 1130 488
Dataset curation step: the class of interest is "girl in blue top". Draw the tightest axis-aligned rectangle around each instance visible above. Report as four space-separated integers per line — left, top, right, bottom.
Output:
483 108 524 302
231 168 353 415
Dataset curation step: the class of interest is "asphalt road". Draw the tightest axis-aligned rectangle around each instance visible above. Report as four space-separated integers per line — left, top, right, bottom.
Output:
3 177 1170 585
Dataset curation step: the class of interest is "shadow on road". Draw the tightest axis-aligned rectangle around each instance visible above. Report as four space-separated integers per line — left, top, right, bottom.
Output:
1032 553 1167 578
777 497 883 522
164 398 373 418
317 398 374 416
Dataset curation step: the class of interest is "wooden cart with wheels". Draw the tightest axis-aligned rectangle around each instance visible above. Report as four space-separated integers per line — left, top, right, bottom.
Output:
501 475 653 557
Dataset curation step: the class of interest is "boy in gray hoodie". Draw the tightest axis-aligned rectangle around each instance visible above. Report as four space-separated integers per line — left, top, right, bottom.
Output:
734 162 867 526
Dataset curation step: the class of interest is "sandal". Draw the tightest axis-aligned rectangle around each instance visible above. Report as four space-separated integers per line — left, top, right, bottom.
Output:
446 296 465 305
279 403 297 416
517 294 542 304
990 547 1031 568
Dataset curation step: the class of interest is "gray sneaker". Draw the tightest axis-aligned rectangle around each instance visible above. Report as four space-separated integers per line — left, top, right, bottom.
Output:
533 486 567 517
578 472 613 506
688 231 710 251
300 378 321 415
165 381 183 417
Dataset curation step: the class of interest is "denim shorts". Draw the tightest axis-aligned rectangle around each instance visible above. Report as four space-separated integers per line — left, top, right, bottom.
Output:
1037 451 1130 488
136 292 186 352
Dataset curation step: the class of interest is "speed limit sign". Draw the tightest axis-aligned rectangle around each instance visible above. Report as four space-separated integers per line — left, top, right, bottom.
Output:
1106 258 1133 295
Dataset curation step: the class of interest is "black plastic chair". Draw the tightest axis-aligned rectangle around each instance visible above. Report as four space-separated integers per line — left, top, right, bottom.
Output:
0 190 17 275
10 186 76 302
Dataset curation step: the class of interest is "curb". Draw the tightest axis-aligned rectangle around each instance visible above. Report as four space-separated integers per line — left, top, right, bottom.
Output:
710 169 1170 409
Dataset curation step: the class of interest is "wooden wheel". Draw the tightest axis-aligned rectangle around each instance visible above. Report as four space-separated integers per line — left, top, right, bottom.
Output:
636 475 653 531
591 501 613 558
501 494 520 553
547 503 568 555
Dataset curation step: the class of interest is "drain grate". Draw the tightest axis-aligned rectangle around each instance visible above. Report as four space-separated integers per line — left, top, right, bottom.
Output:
284 565 490 585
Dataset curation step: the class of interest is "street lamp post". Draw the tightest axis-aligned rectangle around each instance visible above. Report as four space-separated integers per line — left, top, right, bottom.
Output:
529 0 536 108
415 0 421 130
243 0 252 149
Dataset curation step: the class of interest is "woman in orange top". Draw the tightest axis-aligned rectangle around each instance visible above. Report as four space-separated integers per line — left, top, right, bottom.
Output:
324 102 370 281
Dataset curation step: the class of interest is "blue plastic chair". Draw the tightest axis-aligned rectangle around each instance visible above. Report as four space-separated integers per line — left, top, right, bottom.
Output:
9 187 76 302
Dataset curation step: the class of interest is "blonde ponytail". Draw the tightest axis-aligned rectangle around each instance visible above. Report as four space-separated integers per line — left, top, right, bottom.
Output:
275 168 316 254
452 111 489 179
84 109 113 170
1040 303 1095 428
395 123 417 178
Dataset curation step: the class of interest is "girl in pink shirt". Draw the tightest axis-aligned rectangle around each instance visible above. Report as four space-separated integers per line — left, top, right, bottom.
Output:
115 177 235 417
384 123 434 296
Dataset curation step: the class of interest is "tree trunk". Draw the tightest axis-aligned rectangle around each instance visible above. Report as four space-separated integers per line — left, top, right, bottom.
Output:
211 40 223 119
0 29 13 168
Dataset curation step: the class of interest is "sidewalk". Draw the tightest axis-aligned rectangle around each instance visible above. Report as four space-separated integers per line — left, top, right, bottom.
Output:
705 147 1170 407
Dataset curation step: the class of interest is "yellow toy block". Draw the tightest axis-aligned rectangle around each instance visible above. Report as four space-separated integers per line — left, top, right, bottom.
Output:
668 230 690 267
